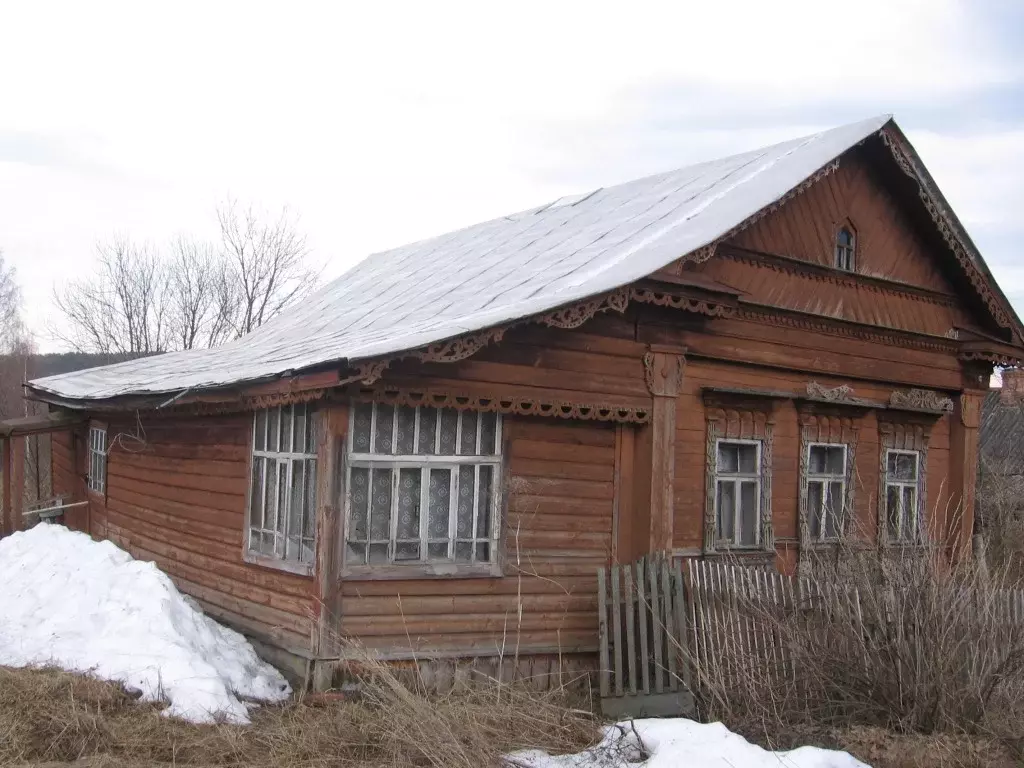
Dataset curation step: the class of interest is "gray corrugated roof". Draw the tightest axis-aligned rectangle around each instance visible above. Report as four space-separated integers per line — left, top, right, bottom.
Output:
30 115 893 402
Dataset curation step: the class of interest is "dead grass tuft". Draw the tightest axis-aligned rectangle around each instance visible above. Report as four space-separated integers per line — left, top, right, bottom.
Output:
0 658 598 767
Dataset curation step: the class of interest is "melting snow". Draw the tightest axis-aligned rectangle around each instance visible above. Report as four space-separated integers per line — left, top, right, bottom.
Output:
0 524 290 724
510 719 869 768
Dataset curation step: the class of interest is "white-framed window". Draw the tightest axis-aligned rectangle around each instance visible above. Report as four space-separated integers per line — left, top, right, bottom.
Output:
835 227 856 271
87 425 107 494
885 449 920 542
345 402 502 569
247 403 318 567
714 439 761 548
805 443 847 542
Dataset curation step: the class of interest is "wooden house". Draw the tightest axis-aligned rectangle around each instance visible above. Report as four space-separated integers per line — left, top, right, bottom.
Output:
17 115 1024 688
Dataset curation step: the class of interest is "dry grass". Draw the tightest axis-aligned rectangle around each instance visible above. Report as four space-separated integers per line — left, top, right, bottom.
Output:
0 660 599 767
686 530 1024 759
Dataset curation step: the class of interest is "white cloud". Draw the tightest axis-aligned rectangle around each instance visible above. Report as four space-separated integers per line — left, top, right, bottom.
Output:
0 0 1021 347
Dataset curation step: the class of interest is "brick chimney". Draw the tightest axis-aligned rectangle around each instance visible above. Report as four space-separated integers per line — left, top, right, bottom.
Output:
1000 368 1024 405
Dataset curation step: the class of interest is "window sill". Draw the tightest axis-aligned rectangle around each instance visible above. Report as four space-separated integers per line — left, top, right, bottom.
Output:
342 562 503 581
243 551 314 577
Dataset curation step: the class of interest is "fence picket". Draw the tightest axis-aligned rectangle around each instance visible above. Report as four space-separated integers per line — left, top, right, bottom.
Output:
624 563 637 696
597 566 610 698
636 558 651 695
611 563 624 697
649 555 665 693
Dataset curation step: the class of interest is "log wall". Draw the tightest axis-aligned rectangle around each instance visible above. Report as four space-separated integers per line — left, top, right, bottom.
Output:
337 415 616 657
100 414 315 655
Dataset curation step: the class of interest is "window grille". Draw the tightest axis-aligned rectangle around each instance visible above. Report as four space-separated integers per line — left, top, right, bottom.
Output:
345 402 502 567
247 403 318 565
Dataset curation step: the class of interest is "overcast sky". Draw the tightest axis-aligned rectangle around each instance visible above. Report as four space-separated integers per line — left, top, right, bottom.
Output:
1 1 1022 352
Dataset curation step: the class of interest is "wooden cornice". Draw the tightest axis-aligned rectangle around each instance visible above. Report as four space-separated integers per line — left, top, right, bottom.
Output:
718 244 959 307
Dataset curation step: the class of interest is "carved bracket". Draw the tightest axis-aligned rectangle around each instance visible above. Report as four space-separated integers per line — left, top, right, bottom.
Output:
643 350 686 397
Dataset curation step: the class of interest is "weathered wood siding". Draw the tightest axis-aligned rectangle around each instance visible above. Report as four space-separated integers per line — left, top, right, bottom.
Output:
729 148 956 293
672 360 954 558
339 416 615 656
101 414 315 654
50 429 85 529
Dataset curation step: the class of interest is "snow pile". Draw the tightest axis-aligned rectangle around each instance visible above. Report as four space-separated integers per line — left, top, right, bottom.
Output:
511 718 869 767
0 524 290 724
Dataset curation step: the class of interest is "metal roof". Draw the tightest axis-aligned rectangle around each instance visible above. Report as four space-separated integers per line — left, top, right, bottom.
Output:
30 115 893 403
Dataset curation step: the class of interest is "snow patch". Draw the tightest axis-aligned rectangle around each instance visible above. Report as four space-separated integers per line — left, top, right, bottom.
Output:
0 524 290 724
510 719 869 768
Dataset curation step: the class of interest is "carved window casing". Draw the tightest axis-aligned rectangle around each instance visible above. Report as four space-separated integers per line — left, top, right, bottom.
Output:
798 412 859 547
703 405 775 554
877 420 930 545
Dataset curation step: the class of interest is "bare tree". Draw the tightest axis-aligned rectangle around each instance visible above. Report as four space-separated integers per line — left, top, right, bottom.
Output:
53 202 319 355
0 251 35 419
166 236 238 350
217 200 319 337
52 238 169 355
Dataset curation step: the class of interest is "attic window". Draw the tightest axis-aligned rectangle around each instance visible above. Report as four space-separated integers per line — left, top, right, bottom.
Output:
835 227 856 272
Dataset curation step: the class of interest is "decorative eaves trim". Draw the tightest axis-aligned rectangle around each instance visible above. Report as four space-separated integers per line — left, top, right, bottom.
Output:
880 127 1017 333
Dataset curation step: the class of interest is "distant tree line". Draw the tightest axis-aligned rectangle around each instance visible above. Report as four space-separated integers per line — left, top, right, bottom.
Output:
52 200 321 355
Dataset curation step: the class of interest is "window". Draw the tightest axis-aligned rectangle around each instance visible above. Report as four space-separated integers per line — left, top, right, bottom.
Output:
884 449 920 542
805 443 846 541
345 402 502 570
714 440 761 548
247 404 318 567
87 425 106 494
835 227 855 271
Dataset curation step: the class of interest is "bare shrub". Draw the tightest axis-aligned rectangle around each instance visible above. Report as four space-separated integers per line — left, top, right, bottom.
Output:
689 537 1024 740
977 453 1024 585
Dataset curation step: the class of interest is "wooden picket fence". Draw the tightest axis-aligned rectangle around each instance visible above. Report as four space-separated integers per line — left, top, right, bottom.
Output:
598 555 1024 717
596 554 694 717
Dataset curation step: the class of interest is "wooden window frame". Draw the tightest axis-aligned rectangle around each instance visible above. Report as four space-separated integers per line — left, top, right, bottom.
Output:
87 423 107 496
883 448 922 543
713 438 763 549
243 404 318 577
342 402 504 580
703 400 776 555
803 442 849 543
877 419 930 546
835 223 856 272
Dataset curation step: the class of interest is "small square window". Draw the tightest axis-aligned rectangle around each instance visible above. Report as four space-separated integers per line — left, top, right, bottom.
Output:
835 227 856 271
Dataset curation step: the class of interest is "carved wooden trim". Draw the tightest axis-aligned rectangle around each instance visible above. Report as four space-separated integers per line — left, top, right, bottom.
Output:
877 420 931 546
720 246 960 308
538 288 631 329
341 386 651 424
806 381 855 403
959 391 982 429
880 127 1015 332
959 349 1023 367
643 351 686 397
702 405 775 554
735 306 959 354
630 286 736 317
796 411 860 566
889 388 954 413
